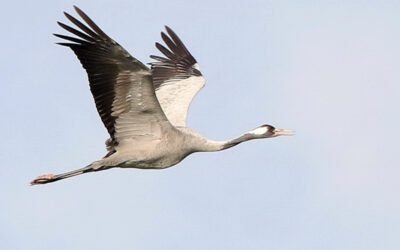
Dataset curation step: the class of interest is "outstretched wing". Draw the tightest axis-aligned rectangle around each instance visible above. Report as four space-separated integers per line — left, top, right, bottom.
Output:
150 26 206 127
55 6 171 153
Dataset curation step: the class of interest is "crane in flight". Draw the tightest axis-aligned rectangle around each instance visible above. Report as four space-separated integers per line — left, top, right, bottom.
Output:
31 6 294 185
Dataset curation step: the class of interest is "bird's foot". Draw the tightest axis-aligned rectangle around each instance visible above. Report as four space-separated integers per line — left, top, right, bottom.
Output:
30 174 56 185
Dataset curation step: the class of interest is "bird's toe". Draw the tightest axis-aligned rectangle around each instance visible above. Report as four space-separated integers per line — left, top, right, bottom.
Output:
30 174 56 185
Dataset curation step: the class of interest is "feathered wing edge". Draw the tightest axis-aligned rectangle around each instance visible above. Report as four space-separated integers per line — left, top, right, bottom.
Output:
54 6 149 151
150 26 202 89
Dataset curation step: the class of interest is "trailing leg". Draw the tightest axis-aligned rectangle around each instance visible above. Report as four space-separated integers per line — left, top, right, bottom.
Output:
30 162 107 185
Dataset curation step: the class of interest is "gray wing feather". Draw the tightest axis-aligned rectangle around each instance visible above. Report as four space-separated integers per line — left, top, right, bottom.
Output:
113 72 170 143
55 6 171 151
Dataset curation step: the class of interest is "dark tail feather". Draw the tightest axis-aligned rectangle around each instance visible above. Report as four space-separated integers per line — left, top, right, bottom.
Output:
30 164 95 185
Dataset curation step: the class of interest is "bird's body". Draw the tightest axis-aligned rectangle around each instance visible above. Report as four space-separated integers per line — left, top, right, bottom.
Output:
104 127 204 170
31 6 293 185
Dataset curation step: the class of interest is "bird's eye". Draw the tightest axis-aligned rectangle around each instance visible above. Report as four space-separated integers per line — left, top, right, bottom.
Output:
262 124 275 131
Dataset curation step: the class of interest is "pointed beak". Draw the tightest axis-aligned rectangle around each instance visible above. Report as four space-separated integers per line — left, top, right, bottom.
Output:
273 128 295 136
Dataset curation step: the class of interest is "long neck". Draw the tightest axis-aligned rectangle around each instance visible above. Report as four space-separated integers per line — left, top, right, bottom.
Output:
195 134 255 152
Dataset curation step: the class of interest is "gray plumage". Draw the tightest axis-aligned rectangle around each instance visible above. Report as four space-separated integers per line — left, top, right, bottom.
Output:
31 6 294 185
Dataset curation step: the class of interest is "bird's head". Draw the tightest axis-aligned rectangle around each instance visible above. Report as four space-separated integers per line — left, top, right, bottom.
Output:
248 124 295 138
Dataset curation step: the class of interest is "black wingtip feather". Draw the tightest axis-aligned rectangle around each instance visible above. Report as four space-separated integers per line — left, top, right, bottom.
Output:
165 27 189 57
64 10 100 39
165 26 173 34
155 42 176 60
73 6 84 16
150 55 168 61
161 32 180 55
57 21 96 42
152 26 197 65
54 33 91 45
73 6 110 40
56 42 74 47
151 25 201 88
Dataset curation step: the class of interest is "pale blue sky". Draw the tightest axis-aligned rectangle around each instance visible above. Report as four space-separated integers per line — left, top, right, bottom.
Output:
1 1 400 249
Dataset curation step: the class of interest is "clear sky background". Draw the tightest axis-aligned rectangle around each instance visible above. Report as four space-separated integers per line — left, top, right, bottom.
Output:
1 1 400 249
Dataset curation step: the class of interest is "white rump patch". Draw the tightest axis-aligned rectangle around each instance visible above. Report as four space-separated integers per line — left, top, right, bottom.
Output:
249 127 268 135
193 63 200 70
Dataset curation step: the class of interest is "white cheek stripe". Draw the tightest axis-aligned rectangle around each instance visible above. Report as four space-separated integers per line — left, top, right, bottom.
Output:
249 127 267 135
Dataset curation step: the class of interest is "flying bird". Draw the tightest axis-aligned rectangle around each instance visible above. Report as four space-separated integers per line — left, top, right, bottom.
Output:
31 6 294 185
